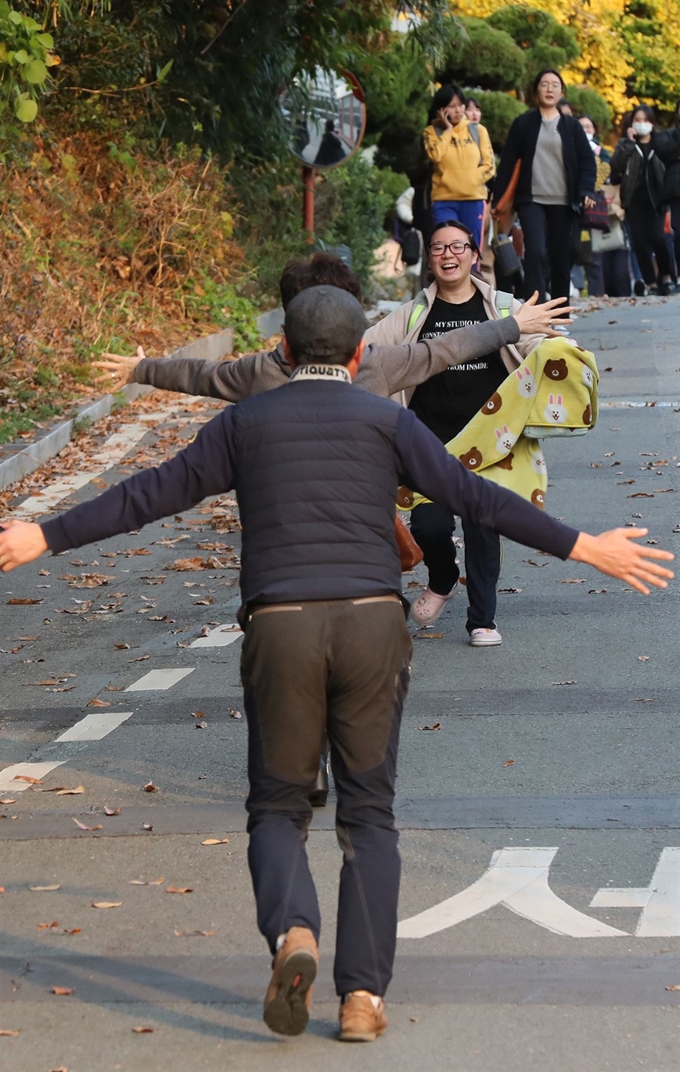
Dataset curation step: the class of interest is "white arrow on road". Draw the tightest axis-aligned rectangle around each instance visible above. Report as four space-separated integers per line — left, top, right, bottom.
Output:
398 847 627 939
591 847 680 936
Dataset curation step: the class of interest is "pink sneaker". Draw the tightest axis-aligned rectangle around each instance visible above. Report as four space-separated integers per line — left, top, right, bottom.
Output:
410 584 457 627
469 626 502 647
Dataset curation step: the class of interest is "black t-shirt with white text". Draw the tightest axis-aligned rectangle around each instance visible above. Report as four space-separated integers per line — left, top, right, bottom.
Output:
408 291 508 442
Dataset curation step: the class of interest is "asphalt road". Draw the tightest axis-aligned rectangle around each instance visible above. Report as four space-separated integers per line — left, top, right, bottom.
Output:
1 295 680 1072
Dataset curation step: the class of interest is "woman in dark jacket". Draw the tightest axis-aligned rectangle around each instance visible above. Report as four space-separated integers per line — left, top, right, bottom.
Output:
492 69 596 308
661 99 680 280
610 104 673 296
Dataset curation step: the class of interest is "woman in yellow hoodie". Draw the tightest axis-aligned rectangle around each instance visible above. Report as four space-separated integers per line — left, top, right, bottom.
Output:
423 84 496 249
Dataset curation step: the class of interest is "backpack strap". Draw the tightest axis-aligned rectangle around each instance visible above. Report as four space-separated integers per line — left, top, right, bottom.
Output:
494 290 514 318
407 301 428 334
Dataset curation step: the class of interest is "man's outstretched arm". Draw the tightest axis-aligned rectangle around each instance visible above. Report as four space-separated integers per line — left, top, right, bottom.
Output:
394 408 674 594
93 345 289 402
0 409 238 570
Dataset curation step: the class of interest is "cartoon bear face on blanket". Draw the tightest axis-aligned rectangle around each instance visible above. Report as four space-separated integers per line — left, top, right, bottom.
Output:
460 446 483 470
531 488 546 509
544 358 568 381
481 392 502 415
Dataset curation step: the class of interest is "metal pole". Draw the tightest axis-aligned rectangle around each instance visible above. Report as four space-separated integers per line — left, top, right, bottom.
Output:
302 165 315 243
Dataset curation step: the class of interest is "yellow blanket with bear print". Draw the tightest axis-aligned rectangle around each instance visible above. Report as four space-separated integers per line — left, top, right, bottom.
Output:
402 337 599 511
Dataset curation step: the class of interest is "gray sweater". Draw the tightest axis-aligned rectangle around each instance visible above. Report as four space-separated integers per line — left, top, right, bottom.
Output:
133 318 522 401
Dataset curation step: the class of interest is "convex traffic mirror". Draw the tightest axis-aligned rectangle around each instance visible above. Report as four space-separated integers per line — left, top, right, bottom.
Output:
280 68 366 169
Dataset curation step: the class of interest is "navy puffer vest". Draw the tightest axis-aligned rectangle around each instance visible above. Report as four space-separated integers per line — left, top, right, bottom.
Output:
231 380 402 605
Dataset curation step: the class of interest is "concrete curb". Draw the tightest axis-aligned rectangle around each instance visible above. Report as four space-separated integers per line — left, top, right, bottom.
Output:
0 382 155 492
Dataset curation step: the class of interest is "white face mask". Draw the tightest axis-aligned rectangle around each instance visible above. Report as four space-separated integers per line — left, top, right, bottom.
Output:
633 121 653 136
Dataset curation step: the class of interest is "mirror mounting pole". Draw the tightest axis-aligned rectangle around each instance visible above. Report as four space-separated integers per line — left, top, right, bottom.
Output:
302 165 315 244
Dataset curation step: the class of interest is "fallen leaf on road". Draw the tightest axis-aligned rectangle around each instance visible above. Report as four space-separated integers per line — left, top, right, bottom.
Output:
0 799 16 805
104 807 121 816
191 710 205 718
588 589 608 594
498 587 523 593
174 929 216 937
228 708 242 719
88 699 110 708
502 759 515 767
628 492 655 499
415 632 445 639
131 1026 155 1033
38 921 61 930
55 786 85 796
201 838 230 846
63 928 81 935
114 643 130 650
29 884 60 891
558 579 585 584
632 698 657 703
14 775 42 784
418 723 442 731
523 559 549 567
168 556 225 571
194 720 208 729
0 1029 20 1036
91 901 122 909
166 886 193 895
638 656 650 662
665 984 680 991
617 479 635 485
7 598 42 605
141 823 153 831
51 986 75 995
72 818 103 831
142 782 158 793
129 877 164 885
552 680 577 686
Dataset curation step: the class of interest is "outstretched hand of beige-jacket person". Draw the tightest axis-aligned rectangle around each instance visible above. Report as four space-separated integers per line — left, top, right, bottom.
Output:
0 519 672 596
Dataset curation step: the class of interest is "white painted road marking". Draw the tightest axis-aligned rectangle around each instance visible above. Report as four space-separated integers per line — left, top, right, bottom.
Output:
54 711 133 742
125 668 195 691
190 624 243 648
591 847 680 936
0 761 66 793
398 847 627 939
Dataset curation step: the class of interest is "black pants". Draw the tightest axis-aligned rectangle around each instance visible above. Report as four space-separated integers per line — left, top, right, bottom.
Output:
241 597 412 998
625 203 672 285
602 249 632 297
669 199 680 279
517 202 578 306
410 502 501 631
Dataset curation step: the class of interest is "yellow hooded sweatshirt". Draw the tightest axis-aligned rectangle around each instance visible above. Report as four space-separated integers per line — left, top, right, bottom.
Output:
423 117 496 202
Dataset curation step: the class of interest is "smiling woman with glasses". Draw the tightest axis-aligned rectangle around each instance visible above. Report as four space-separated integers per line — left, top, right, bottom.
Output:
492 68 597 309
429 240 473 256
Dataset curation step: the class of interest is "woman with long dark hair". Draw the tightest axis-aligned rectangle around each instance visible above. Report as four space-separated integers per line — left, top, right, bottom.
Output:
610 104 673 296
493 69 597 307
423 83 496 249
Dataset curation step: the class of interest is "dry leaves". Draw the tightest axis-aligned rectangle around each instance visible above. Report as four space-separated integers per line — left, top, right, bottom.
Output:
141 822 153 831
502 759 515 767
552 680 577 686
29 884 60 892
632 698 657 703
72 818 102 831
174 929 216 937
114 642 130 650
0 1029 20 1036
418 723 442 731
129 877 164 886
498 587 523 594
104 806 121 817
558 579 586 585
167 556 225 571
201 838 230 846
131 1026 155 1033
33 785 84 796
228 708 242 720
638 656 650 662
142 782 158 793
91 901 122 909
0 799 16 805
51 986 75 996
665 984 680 992
415 632 445 640
7 597 42 605
165 886 193 895
14 774 42 784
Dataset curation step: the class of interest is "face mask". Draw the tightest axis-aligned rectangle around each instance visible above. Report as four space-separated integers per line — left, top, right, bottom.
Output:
633 121 653 136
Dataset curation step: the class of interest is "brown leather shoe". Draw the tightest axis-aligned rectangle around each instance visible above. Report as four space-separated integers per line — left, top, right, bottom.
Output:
263 926 319 1036
338 991 388 1042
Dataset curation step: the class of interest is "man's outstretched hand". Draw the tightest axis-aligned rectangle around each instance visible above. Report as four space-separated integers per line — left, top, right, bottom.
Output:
570 527 674 594
92 345 147 391
0 521 48 572
514 293 574 337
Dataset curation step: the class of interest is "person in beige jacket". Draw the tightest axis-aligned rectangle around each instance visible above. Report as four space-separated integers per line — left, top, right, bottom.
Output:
365 219 554 646
423 83 496 248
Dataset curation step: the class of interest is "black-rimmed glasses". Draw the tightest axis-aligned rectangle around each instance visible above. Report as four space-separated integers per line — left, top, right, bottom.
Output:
428 241 472 256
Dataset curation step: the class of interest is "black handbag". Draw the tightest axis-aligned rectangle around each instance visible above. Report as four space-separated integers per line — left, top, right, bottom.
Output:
581 190 610 231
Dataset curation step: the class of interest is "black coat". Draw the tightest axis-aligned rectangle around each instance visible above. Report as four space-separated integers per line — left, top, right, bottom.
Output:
610 136 668 212
493 109 596 214
659 127 680 202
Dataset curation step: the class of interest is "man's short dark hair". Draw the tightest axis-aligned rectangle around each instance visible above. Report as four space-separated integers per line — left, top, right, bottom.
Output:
279 253 363 309
284 285 367 366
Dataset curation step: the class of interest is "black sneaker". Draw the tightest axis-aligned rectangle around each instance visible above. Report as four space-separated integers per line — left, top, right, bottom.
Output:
310 753 329 807
657 281 672 296
633 279 648 297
